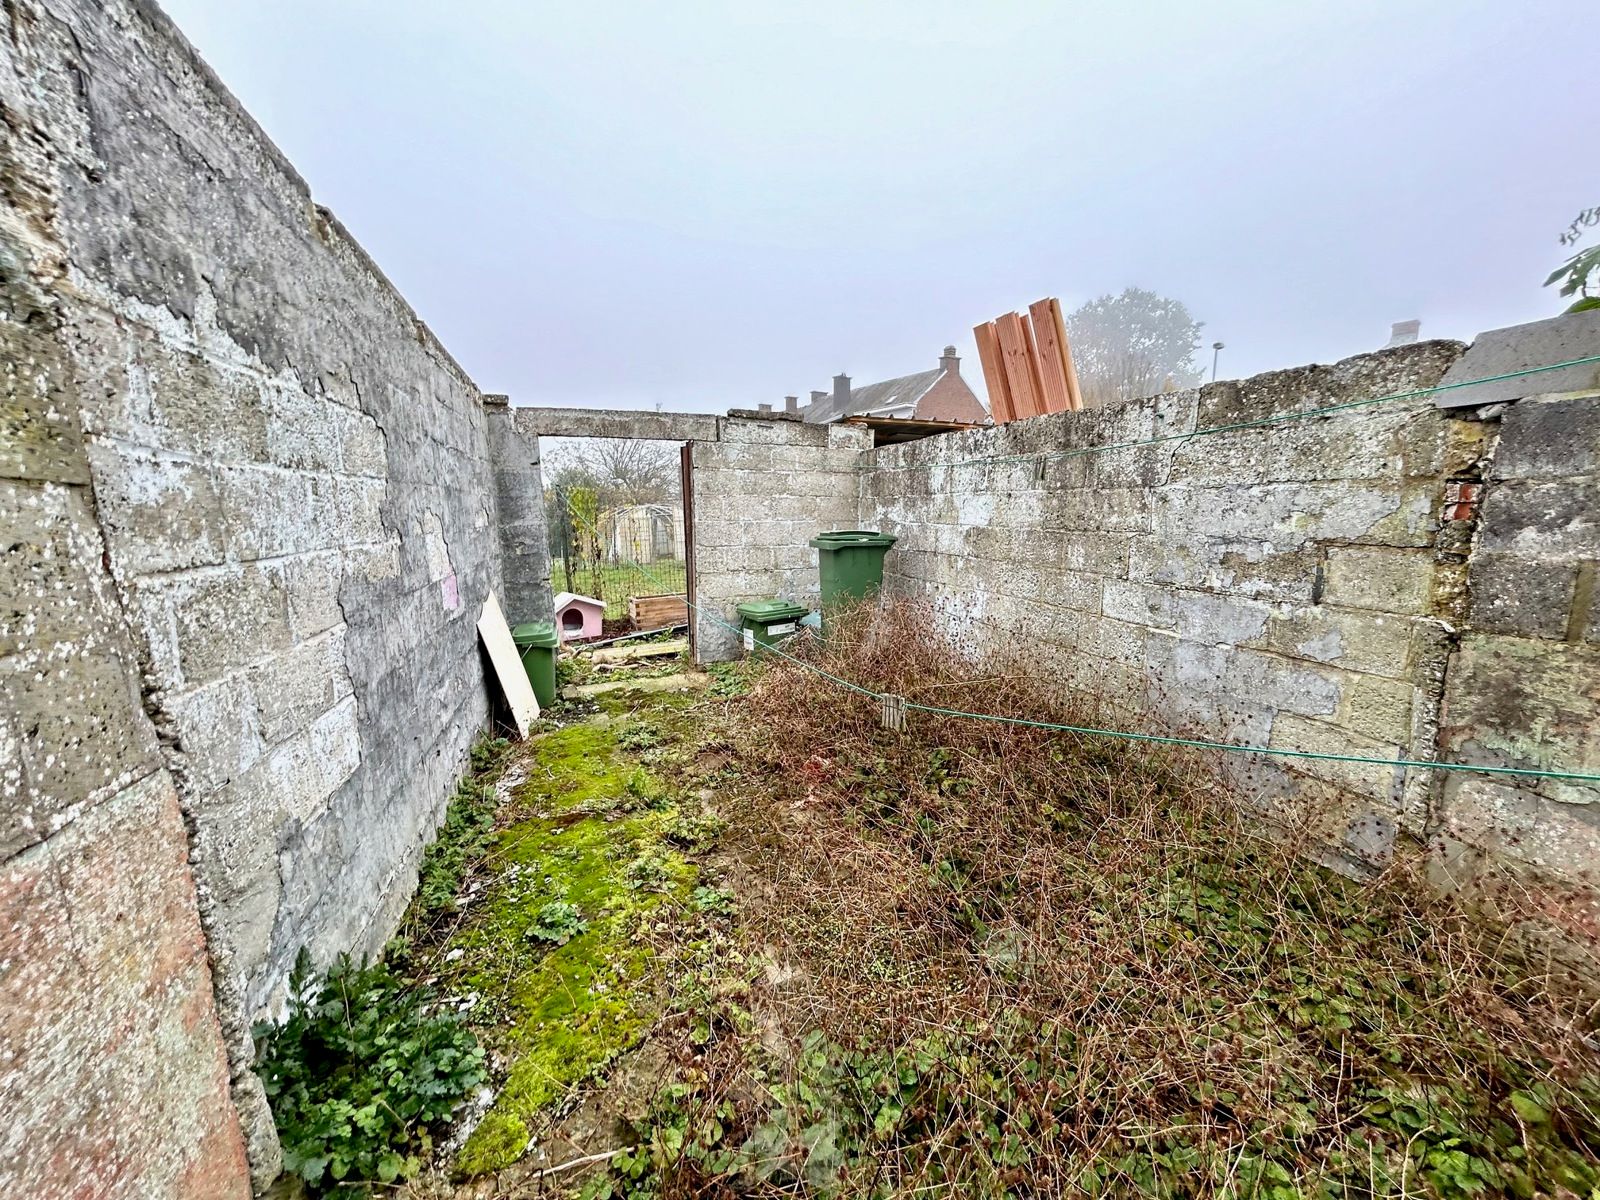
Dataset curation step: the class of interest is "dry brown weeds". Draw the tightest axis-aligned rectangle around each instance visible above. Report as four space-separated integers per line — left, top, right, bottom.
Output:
605 601 1600 1199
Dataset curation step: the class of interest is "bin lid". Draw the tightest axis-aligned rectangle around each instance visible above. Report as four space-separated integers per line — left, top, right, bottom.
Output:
735 599 809 623
511 621 560 648
809 529 898 550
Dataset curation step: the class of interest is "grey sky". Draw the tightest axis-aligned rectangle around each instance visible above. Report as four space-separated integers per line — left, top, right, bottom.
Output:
160 0 1595 413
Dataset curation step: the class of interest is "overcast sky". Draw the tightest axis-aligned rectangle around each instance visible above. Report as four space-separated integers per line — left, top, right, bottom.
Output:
161 0 1595 413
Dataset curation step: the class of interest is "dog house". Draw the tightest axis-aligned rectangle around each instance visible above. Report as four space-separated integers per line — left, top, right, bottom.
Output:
552 591 605 641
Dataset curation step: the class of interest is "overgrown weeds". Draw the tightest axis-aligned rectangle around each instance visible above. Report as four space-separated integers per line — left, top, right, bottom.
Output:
588 602 1600 1198
254 950 486 1194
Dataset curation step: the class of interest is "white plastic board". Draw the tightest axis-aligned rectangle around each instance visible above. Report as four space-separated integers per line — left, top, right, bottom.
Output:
477 591 539 738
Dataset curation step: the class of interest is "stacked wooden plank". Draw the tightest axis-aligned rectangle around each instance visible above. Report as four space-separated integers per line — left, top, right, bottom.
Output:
629 593 689 629
974 297 1085 424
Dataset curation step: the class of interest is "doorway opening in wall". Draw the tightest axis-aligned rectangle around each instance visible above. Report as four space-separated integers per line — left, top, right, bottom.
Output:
541 435 692 639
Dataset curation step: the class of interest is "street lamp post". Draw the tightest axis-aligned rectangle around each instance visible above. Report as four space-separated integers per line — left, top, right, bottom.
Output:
1211 341 1225 381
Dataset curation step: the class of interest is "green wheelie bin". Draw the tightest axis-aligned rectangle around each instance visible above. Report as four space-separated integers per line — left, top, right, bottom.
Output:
511 621 560 708
736 599 808 656
809 529 898 624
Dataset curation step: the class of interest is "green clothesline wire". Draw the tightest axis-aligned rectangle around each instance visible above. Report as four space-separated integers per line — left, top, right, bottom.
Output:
876 352 1600 473
660 590 1600 787
619 352 1600 786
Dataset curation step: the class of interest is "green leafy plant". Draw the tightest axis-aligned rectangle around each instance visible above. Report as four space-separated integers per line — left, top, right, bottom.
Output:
707 660 752 698
664 807 726 851
254 950 486 1194
1547 204 1600 312
412 735 509 917
528 900 588 946
691 885 736 917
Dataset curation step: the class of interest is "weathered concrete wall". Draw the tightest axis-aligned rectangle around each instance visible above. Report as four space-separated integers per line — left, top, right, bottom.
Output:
857 326 1600 915
1435 389 1600 899
1 1 255 1189
3 0 524 1184
514 404 721 443
859 345 1483 853
487 399 553 625
691 417 869 660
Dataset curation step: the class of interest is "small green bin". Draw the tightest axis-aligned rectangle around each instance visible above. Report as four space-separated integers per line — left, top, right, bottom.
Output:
511 621 560 708
809 529 898 623
735 599 809 655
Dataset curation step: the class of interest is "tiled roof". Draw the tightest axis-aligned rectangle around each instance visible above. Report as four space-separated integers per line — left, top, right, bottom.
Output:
803 368 942 424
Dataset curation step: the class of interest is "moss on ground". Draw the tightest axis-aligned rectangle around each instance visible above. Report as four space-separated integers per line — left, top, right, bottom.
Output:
445 699 706 1176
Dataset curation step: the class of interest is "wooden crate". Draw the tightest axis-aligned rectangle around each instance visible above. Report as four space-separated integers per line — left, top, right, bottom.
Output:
629 593 688 629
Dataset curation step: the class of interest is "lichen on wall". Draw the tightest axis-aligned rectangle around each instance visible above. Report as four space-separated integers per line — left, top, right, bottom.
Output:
3 0 546 1187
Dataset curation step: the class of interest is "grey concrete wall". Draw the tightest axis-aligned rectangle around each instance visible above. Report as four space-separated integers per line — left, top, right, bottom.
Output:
1435 390 1600 899
2 0 525 1182
853 344 1532 862
1 1 257 1190
690 417 870 660
487 401 554 625
513 404 722 442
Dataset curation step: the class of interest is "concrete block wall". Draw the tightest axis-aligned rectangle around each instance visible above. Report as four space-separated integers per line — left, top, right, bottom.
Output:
487 398 554 626
3 0 527 1185
690 417 870 660
857 343 1488 860
1435 391 1600 896
1 1 254 1189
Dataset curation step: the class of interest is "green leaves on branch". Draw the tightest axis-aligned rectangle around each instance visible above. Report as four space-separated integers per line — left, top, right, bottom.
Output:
1546 206 1600 312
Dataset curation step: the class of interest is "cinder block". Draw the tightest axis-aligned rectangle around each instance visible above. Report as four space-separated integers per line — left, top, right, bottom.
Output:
84 441 227 574
1466 552 1576 639
248 626 353 747
216 464 319 560
263 384 341 472
1223 648 1343 719
162 565 294 688
1345 675 1414 743
1322 546 1435 615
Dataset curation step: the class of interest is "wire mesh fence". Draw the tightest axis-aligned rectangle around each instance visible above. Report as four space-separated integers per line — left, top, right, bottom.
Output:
549 484 688 622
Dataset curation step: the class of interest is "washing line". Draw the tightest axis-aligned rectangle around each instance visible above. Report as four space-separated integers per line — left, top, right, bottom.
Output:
613 353 1600 786
874 353 1600 474
643 583 1600 787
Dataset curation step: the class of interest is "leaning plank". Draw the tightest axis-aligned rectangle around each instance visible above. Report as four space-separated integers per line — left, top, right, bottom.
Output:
1029 298 1073 413
478 591 538 737
1049 296 1086 410
973 320 1015 423
994 311 1043 419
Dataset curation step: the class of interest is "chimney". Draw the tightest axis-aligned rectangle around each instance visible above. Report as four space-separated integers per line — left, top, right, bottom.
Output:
1385 320 1421 348
757 402 773 414
833 373 851 406
810 390 827 406
939 344 960 374
784 395 799 415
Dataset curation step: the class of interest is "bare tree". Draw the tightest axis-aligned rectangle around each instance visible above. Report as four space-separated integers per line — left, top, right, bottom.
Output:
1065 288 1204 407
541 437 679 504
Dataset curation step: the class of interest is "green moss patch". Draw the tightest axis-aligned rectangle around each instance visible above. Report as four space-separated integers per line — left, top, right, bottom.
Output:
440 708 706 1176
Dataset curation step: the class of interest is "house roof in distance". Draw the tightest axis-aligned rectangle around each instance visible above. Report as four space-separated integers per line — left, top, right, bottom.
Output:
805 367 942 424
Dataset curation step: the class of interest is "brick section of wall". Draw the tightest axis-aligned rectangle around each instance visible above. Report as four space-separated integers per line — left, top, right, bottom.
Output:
690 418 869 661
862 342 1476 870
915 370 989 423
1435 393 1600 908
